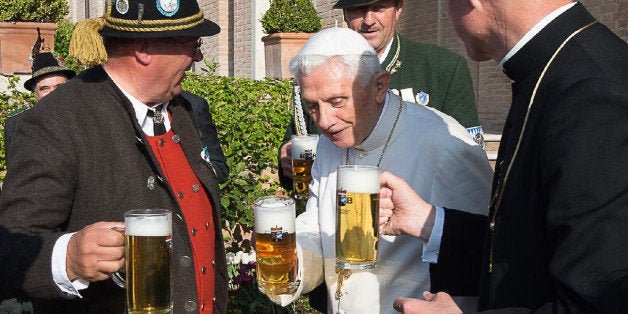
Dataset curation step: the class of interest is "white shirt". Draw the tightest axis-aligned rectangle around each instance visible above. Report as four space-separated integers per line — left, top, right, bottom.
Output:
379 36 394 64
124 87 171 136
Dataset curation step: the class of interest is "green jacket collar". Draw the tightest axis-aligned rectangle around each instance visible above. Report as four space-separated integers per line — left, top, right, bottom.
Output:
381 32 401 73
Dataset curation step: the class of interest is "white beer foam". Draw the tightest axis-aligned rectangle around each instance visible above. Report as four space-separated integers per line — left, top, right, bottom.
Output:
255 201 296 233
337 167 380 194
126 216 172 237
291 135 318 158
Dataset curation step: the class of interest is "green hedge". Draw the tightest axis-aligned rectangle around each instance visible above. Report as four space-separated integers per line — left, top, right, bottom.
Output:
0 0 68 23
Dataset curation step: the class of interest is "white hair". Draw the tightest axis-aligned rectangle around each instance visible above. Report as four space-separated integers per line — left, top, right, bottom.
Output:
290 54 381 87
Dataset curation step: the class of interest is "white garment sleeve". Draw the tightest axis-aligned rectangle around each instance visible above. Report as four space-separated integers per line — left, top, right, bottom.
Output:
52 233 89 297
429 129 492 215
421 206 444 263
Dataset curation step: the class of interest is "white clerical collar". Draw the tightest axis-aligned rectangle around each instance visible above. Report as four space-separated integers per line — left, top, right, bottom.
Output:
379 37 394 64
105 69 170 135
500 2 576 68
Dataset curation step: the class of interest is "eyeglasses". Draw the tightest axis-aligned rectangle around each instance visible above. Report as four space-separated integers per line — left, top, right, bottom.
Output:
171 38 203 55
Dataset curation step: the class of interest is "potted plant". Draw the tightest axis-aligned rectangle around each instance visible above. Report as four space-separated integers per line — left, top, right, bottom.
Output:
0 0 69 75
260 0 322 79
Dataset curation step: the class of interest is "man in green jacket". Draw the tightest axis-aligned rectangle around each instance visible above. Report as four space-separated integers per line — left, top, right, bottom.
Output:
278 0 482 190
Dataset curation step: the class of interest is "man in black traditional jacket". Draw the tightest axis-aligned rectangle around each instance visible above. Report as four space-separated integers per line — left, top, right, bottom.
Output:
0 0 229 312
378 0 628 313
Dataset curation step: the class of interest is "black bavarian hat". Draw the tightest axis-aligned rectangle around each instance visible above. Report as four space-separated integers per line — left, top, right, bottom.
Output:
333 0 381 9
100 0 220 38
24 52 76 92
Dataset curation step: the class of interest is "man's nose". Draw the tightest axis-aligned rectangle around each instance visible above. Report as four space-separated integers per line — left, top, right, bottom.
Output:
316 106 335 130
362 11 376 26
194 51 204 62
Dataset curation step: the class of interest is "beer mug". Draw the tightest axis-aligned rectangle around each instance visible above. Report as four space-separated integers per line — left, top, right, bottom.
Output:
111 209 173 314
291 134 318 211
335 165 381 269
254 196 299 295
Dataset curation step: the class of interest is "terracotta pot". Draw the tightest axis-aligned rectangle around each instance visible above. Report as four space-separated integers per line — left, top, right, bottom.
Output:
261 32 313 79
0 22 57 75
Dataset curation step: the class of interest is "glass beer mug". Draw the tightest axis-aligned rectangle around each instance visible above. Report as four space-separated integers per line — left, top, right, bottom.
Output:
290 134 318 213
111 209 173 314
335 165 381 269
254 196 299 295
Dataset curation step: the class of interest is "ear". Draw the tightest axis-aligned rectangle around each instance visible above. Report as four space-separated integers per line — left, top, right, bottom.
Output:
395 0 404 20
134 39 152 66
470 0 482 9
374 70 391 104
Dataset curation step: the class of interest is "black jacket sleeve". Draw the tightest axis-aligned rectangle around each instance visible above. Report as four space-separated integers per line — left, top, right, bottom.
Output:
429 208 487 296
182 91 229 184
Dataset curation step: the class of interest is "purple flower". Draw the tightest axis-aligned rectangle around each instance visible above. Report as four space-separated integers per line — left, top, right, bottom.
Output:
240 272 254 285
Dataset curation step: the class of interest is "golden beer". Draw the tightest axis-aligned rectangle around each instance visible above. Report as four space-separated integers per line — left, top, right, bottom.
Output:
292 159 314 197
291 135 319 202
125 209 173 314
254 196 299 295
255 231 298 294
336 165 380 269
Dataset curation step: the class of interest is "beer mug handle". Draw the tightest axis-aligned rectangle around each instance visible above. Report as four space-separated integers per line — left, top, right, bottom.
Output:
110 226 126 288
110 272 125 288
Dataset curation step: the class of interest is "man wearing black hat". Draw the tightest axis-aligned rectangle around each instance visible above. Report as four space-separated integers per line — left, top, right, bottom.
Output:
3 52 75 156
0 0 228 312
277 0 483 194
25 52 76 101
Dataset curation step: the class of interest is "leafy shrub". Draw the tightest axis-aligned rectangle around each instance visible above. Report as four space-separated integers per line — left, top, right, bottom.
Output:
53 19 84 74
53 19 74 59
0 0 68 23
261 0 322 34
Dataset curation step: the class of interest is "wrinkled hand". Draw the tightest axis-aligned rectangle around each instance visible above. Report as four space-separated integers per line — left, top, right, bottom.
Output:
378 171 435 242
66 222 125 282
280 140 293 179
393 291 461 314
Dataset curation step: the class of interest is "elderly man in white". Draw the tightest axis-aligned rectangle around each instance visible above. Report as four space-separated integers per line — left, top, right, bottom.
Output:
267 27 493 313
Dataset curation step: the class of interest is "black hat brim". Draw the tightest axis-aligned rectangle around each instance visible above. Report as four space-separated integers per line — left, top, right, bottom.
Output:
333 0 380 9
100 19 220 39
24 68 76 92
